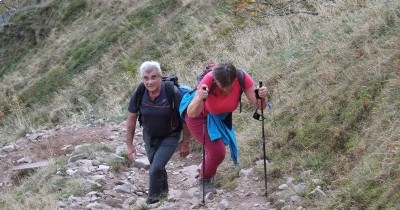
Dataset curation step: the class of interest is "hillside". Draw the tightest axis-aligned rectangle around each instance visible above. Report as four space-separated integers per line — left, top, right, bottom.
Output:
1 0 400 209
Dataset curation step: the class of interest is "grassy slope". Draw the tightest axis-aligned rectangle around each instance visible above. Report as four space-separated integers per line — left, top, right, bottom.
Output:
0 0 399 209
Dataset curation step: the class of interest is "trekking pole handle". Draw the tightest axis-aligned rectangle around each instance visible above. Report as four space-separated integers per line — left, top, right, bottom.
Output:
255 81 263 99
259 80 264 109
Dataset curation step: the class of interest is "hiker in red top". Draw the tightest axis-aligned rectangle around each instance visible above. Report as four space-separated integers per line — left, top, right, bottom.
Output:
184 62 268 193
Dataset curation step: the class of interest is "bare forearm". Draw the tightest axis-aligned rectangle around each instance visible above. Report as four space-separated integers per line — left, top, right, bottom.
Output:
126 129 135 147
126 113 137 148
187 94 205 118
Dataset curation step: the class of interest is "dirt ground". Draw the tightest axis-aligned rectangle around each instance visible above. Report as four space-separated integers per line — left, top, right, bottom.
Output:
0 125 115 191
0 122 270 209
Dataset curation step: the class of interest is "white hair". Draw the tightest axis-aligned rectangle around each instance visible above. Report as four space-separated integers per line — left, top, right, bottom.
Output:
139 61 162 78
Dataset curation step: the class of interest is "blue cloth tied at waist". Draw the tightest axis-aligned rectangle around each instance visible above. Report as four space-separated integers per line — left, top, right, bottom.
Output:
179 90 238 165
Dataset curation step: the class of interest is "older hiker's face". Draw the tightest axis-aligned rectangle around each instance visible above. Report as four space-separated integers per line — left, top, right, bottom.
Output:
143 69 161 92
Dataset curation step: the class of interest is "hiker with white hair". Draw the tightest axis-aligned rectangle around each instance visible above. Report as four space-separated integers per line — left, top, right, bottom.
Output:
126 61 190 204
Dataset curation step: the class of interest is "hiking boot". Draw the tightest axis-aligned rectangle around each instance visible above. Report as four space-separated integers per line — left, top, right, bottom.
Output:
198 178 217 194
146 196 160 204
160 191 168 200
146 191 168 205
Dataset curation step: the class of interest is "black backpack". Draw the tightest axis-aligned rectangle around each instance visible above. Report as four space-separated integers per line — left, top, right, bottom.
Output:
134 76 181 128
197 63 246 113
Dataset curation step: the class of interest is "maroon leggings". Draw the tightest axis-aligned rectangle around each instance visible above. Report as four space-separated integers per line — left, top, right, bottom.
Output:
185 113 226 179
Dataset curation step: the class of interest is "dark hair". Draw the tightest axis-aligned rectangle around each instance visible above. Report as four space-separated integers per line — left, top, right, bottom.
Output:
212 63 237 87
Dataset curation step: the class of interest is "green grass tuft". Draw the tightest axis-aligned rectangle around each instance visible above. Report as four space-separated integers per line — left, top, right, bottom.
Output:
61 0 87 23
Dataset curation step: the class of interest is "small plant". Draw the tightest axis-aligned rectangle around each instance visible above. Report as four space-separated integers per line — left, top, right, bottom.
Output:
59 179 87 199
116 58 139 75
137 205 149 210
216 165 240 190
126 0 178 28
61 0 87 23
109 158 128 172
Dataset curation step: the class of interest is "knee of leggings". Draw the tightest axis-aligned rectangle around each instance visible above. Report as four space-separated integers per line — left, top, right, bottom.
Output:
217 150 226 161
209 150 225 162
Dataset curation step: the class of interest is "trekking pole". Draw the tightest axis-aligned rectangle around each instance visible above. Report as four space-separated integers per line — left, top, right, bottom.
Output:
201 86 207 205
259 81 268 196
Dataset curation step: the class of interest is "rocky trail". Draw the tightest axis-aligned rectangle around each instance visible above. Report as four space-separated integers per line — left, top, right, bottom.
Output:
0 121 327 209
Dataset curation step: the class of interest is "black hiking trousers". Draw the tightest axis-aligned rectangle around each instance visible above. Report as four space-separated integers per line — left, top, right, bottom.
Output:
143 130 180 199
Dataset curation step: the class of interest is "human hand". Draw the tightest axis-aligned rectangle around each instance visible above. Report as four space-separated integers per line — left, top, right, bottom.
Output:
257 86 268 99
199 84 209 101
127 146 136 162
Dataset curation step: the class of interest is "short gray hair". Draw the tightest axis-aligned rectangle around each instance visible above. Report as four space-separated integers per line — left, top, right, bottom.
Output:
139 61 162 78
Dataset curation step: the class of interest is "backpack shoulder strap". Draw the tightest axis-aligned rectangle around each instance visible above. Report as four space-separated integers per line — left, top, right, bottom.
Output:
164 81 176 109
135 83 146 126
164 81 182 130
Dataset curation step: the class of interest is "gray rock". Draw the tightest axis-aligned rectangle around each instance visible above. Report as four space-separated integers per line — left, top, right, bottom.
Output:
309 186 326 199
83 180 102 191
87 175 106 182
61 144 72 150
74 144 91 153
66 168 78 176
282 205 293 210
113 183 135 193
278 183 289 190
91 159 101 166
286 177 295 185
256 159 270 166
2 144 17 152
11 160 49 171
239 167 254 178
86 191 102 201
133 157 150 169
57 201 67 209
68 153 88 162
205 191 214 200
26 133 40 141
97 165 110 173
86 202 113 210
78 166 93 176
122 197 136 209
291 195 302 205
218 199 229 209
17 156 33 164
103 197 124 208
